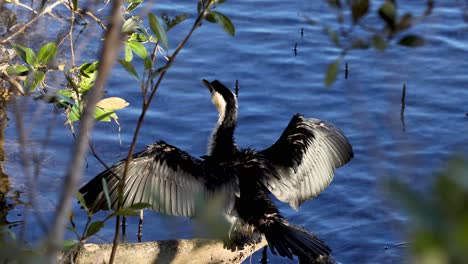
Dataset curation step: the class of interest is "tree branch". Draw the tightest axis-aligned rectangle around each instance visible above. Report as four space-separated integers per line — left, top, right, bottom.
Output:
45 0 123 262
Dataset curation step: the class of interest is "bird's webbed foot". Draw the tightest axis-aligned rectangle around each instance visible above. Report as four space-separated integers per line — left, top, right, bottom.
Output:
223 228 262 251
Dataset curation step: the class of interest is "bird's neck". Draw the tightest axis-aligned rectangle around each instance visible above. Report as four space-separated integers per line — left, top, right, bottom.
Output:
208 102 238 160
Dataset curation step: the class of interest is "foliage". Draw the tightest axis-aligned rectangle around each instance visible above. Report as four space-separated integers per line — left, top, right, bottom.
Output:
388 157 468 264
8 43 56 92
307 0 434 86
0 0 235 262
2 0 235 130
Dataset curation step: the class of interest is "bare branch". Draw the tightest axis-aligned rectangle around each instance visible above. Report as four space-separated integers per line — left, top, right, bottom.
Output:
0 1 62 44
45 0 123 262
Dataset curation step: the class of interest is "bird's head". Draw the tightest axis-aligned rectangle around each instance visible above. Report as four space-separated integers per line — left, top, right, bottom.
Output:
202 79 237 122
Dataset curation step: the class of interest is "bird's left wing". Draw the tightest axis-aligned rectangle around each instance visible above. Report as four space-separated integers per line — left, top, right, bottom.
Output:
260 114 353 210
79 141 239 217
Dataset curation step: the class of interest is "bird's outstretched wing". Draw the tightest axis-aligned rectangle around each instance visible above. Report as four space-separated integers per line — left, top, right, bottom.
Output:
260 114 353 210
79 141 239 217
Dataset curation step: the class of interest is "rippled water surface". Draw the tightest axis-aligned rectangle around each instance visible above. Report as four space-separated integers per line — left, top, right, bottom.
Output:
3 1 468 263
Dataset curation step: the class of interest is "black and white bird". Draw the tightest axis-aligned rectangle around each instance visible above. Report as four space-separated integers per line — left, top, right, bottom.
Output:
79 79 353 262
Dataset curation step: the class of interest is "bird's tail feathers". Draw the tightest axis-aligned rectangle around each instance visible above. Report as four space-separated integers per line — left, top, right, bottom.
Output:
262 221 331 261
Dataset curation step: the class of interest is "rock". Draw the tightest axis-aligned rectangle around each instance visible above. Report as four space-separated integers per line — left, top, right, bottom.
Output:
71 238 268 264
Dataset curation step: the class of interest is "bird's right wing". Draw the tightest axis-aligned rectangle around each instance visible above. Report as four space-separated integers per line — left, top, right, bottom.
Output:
79 141 239 217
260 114 353 210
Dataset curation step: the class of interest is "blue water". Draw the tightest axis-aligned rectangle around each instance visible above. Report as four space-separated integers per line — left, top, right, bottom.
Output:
3 1 468 263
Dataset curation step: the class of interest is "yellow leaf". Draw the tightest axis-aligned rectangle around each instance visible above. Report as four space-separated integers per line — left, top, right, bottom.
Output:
96 97 129 110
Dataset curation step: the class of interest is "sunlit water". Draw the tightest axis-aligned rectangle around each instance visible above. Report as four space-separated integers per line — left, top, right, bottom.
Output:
3 1 468 263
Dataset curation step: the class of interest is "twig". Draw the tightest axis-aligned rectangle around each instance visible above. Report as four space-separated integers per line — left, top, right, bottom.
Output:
345 62 348 79
137 210 143 242
82 9 107 31
45 0 123 262
122 216 127 242
88 142 113 173
400 83 406 132
142 43 161 103
14 2 39 14
68 0 76 69
401 83 406 106
0 1 62 44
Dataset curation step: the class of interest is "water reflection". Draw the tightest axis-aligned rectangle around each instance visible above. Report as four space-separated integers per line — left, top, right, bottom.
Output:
0 100 22 234
0 98 11 221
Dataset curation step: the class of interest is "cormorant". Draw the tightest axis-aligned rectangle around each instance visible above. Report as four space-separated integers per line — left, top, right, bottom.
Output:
79 79 353 262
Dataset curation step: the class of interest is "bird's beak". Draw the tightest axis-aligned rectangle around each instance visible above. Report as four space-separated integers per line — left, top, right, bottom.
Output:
202 79 213 93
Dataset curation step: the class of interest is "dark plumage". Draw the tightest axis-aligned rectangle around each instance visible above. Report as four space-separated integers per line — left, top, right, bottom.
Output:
79 79 353 262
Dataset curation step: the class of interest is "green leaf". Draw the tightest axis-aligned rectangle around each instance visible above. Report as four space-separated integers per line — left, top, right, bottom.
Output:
57 90 73 105
161 13 189 32
57 89 72 97
72 0 78 11
118 59 139 80
25 71 45 91
78 61 99 91
205 11 235 36
325 27 340 46
115 208 139 216
124 43 133 62
378 1 397 30
372 35 387 51
94 107 115 122
79 61 99 77
12 44 37 68
63 239 78 251
127 41 147 59
76 191 89 212
101 177 112 210
125 0 143 13
398 13 413 31
398 35 425 47
38 43 57 65
149 13 169 50
327 0 342 8
69 105 82 122
6 65 29 75
128 202 152 210
351 0 369 24
129 32 148 42
122 16 142 34
325 59 340 87
144 57 152 70
86 221 104 238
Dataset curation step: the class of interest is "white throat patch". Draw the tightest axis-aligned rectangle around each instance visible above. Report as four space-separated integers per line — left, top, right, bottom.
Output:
208 91 227 154
211 91 226 125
